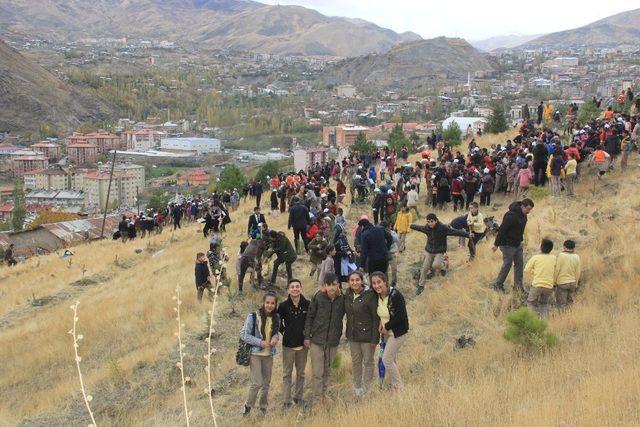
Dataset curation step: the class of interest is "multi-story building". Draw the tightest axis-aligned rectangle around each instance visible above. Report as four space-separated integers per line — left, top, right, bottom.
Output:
160 137 221 155
322 125 369 147
293 147 330 172
31 142 62 160
98 163 145 190
122 129 164 151
25 190 86 210
66 132 121 154
84 170 137 211
12 155 48 176
67 144 98 164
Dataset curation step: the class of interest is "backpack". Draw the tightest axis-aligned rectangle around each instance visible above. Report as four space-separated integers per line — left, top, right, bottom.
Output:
438 176 449 187
235 312 257 366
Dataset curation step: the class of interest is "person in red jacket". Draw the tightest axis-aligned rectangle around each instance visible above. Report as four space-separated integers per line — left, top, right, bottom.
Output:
451 176 464 212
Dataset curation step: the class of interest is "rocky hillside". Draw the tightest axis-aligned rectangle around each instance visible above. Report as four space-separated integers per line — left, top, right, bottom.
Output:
319 37 495 90
518 8 640 49
0 0 421 57
0 39 115 132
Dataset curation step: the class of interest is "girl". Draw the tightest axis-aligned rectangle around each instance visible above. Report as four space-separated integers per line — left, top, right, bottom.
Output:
317 245 336 286
370 272 409 390
241 292 280 416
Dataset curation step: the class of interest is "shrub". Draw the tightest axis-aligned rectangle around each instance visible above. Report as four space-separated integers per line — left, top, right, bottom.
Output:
485 101 509 134
443 121 462 146
527 185 550 200
503 307 558 353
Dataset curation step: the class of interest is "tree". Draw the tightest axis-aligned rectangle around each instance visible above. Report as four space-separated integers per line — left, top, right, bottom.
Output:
211 165 247 193
147 189 170 210
442 121 462 146
255 160 280 185
485 101 509 134
577 101 601 126
409 131 420 147
350 131 374 155
11 184 26 232
28 211 77 229
387 123 408 151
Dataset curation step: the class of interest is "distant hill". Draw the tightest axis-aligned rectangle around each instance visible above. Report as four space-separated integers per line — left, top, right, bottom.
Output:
319 37 494 90
470 34 542 52
0 40 115 132
518 8 640 49
0 0 421 57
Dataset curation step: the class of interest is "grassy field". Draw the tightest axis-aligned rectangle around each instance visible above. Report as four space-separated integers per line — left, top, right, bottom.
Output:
1 131 639 426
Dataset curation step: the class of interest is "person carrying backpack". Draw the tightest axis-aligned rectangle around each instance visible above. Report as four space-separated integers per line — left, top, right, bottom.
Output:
241 292 280 416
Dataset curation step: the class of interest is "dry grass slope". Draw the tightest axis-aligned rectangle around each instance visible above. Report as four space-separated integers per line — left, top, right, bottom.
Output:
1 134 639 426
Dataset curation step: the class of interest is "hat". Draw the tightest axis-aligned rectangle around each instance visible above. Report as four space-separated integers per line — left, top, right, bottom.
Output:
359 214 369 221
604 124 610 129
387 189 393 195
453 159 459 163
483 168 490 174
374 188 381 193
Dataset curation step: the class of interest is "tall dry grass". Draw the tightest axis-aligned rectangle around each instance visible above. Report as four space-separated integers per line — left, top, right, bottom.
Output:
0 148 638 426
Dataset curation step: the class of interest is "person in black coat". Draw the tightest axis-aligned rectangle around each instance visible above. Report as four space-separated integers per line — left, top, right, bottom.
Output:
247 206 267 237
370 271 408 390
532 142 548 186
288 198 310 254
254 181 263 208
203 210 214 238
277 280 310 408
358 218 393 274
492 199 534 293
195 252 213 302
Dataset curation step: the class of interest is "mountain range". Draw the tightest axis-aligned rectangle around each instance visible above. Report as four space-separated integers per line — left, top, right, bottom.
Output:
518 8 640 49
320 37 494 90
0 0 420 57
0 39 115 132
470 34 542 52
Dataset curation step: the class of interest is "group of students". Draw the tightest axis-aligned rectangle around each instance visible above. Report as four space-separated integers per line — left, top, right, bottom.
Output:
238 270 409 415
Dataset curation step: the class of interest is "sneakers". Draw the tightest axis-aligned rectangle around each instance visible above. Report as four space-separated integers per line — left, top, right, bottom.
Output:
242 405 251 417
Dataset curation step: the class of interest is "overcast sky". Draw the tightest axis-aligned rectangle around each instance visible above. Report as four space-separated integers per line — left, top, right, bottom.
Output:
260 0 640 40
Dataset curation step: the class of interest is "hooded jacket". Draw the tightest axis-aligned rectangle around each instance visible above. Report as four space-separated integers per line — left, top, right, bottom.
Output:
410 221 468 254
360 224 393 267
494 201 528 247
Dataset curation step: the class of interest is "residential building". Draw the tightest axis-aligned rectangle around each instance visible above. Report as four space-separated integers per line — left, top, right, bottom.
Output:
84 170 137 211
67 144 98 164
122 129 164 151
442 117 488 135
12 155 48 176
294 146 330 172
336 84 357 98
31 142 62 160
160 137 221 155
176 169 210 187
322 125 369 147
66 132 121 154
25 190 86 210
98 163 145 190
0 203 13 222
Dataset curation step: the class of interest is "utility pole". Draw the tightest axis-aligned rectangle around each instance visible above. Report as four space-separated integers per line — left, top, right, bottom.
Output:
100 149 117 239
136 186 140 216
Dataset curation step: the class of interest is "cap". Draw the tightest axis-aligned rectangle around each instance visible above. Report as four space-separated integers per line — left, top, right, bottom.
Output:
359 215 369 221
483 168 490 174
374 188 381 193
387 189 393 195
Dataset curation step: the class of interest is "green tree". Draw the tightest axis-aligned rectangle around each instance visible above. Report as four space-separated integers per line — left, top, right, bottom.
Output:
387 123 408 151
350 131 374 155
442 121 462 146
255 161 280 186
11 184 26 231
211 165 247 193
503 307 558 353
485 102 509 134
147 189 170 210
577 101 601 126
409 131 420 147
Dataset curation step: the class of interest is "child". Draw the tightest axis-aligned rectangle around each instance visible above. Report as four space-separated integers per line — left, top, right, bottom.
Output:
308 234 328 278
317 245 336 286
590 145 610 180
554 240 581 309
524 239 556 317
195 252 213 302
304 272 345 406
393 205 413 253
506 162 518 196
466 202 486 260
516 164 532 199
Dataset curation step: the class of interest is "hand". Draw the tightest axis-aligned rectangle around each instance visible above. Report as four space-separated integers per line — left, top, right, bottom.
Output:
270 336 278 347
304 339 311 349
491 246 498 253
260 340 269 349
369 342 377 349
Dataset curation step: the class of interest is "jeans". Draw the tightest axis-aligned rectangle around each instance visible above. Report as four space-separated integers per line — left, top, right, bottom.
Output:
282 347 308 405
293 228 309 253
495 245 524 291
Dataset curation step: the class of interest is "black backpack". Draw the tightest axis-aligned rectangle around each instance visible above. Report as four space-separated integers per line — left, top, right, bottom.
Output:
235 312 257 366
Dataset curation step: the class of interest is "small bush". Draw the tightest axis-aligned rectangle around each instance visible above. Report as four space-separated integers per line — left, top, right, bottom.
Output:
527 185 550 200
503 307 558 353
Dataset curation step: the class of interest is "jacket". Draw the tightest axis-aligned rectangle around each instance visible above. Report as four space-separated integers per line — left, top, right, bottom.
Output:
360 225 393 268
288 203 310 230
240 310 280 356
394 211 413 233
270 232 297 263
277 295 310 348
344 288 380 344
494 201 528 247
410 221 468 254
247 213 266 235
481 174 495 193
194 262 210 288
308 236 327 264
304 290 345 347
382 287 409 338
317 256 335 286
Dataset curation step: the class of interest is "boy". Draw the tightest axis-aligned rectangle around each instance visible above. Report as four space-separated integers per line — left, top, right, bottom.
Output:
554 240 581 309
304 272 345 406
524 239 556 317
277 279 310 410
195 252 213 302
394 205 413 253
466 202 486 260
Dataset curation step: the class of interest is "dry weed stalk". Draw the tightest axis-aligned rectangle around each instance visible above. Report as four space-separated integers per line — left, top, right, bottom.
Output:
204 250 227 427
173 286 191 427
69 301 97 427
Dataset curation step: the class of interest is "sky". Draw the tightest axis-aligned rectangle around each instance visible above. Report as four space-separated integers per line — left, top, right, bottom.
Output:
260 0 640 40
